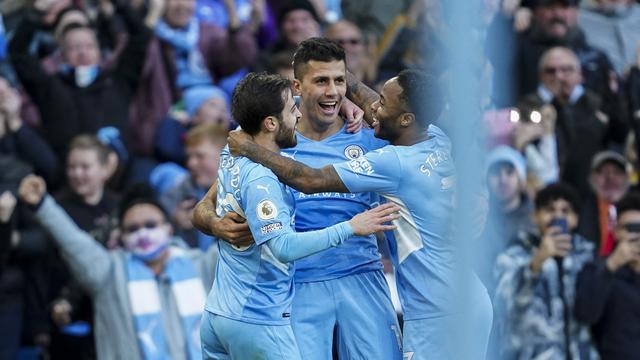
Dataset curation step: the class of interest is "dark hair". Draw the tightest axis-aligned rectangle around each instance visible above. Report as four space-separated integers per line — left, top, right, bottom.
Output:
69 134 110 164
534 182 581 213
231 72 292 136
277 0 321 26
396 69 445 128
60 22 96 39
293 37 345 80
616 192 640 219
118 183 168 224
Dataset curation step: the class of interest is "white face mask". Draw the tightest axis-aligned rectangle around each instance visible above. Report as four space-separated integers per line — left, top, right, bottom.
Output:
74 65 99 87
122 225 170 261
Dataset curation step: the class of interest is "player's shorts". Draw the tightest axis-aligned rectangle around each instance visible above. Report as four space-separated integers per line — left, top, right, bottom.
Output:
403 273 493 360
200 311 301 360
291 270 402 360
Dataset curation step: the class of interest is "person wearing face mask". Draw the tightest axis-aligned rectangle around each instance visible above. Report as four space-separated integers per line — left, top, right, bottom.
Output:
578 0 640 75
18 175 219 360
8 0 151 162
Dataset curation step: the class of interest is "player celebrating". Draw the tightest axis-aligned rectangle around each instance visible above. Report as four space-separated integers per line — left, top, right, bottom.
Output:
200 72 400 359
194 38 403 359
227 69 493 360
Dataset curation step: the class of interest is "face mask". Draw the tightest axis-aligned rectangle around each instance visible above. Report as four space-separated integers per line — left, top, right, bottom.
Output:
60 64 100 87
122 226 170 262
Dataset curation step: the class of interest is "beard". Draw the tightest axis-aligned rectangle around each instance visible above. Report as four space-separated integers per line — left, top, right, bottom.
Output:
275 123 297 149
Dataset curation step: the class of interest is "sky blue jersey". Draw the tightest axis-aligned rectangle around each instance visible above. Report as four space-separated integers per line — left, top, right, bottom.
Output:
283 125 388 282
333 125 458 320
205 147 297 325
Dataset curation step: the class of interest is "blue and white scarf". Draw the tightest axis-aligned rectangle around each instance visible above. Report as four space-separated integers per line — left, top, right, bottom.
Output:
155 18 213 90
126 247 206 360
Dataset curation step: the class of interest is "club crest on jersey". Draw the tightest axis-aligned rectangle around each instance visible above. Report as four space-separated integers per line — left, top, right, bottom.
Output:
257 200 278 220
344 144 364 159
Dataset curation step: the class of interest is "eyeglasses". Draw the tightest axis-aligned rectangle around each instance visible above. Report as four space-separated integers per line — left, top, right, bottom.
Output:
542 65 576 75
335 38 362 46
620 222 640 233
123 220 163 234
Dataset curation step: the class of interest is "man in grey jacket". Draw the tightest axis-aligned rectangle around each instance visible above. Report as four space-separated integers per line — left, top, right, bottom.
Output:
19 175 218 360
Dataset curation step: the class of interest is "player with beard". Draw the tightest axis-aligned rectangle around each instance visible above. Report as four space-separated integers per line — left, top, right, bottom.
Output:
200 72 400 359
227 69 494 359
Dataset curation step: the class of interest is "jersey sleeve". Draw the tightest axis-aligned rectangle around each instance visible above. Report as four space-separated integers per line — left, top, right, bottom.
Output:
242 175 294 246
332 145 401 193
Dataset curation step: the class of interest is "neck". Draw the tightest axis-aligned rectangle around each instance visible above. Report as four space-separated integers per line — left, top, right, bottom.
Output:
83 188 104 206
297 114 344 141
392 126 430 146
253 133 280 153
145 248 170 276
502 194 522 212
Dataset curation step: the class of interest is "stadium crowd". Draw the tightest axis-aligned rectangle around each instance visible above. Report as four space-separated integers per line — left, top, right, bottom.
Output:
0 0 639 359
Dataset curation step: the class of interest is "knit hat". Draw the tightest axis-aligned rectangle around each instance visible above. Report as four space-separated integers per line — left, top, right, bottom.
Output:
183 85 229 118
486 146 526 184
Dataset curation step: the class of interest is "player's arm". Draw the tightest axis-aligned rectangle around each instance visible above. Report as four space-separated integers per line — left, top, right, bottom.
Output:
346 70 380 126
228 133 349 194
192 179 254 246
266 207 399 263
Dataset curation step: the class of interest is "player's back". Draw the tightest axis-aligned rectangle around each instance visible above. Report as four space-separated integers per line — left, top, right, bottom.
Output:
205 147 296 325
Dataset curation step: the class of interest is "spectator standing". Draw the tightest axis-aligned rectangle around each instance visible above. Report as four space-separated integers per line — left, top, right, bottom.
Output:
578 150 630 256
574 191 640 360
494 183 599 359
18 176 218 360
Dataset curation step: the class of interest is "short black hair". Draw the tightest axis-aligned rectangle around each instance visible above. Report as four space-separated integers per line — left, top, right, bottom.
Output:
118 183 168 224
61 22 96 39
395 69 445 128
293 37 345 80
534 182 581 213
231 72 292 136
616 192 640 219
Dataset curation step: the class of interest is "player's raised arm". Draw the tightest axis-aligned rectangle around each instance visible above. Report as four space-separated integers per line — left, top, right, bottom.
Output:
346 70 380 127
228 130 349 194
192 179 254 247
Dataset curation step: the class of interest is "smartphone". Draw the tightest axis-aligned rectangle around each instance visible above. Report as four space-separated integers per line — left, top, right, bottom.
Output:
549 217 568 234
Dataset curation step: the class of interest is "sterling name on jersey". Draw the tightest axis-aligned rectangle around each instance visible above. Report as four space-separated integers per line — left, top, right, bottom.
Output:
283 125 388 282
205 146 296 325
333 125 459 320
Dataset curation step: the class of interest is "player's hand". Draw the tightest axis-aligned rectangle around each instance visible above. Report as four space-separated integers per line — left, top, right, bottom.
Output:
227 129 254 157
214 212 255 247
349 203 400 236
341 98 365 133
18 175 47 206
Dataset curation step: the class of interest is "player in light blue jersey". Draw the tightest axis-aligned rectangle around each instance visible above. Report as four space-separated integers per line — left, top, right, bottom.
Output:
195 38 404 360
227 69 494 360
199 72 400 359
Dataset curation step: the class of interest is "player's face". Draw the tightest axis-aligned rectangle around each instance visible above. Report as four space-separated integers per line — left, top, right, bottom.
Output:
275 91 301 149
370 78 405 141
295 60 347 127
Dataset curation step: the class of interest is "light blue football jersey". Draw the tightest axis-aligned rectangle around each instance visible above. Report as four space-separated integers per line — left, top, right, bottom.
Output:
283 125 388 282
205 147 297 325
333 125 458 320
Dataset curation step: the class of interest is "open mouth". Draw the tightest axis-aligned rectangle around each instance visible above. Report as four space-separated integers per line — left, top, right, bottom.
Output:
318 101 338 116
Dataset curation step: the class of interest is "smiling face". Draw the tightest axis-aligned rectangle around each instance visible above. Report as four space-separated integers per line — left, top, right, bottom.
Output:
370 77 407 141
294 60 346 128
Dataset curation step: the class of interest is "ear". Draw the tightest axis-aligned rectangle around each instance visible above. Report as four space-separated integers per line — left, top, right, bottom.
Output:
400 113 415 128
293 79 302 96
262 116 279 133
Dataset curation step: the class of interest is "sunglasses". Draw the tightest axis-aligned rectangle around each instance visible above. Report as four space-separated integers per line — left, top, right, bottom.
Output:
542 65 576 75
621 222 640 233
335 38 362 46
123 220 163 234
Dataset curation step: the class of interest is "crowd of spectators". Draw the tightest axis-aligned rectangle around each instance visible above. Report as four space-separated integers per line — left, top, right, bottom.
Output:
0 0 639 359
